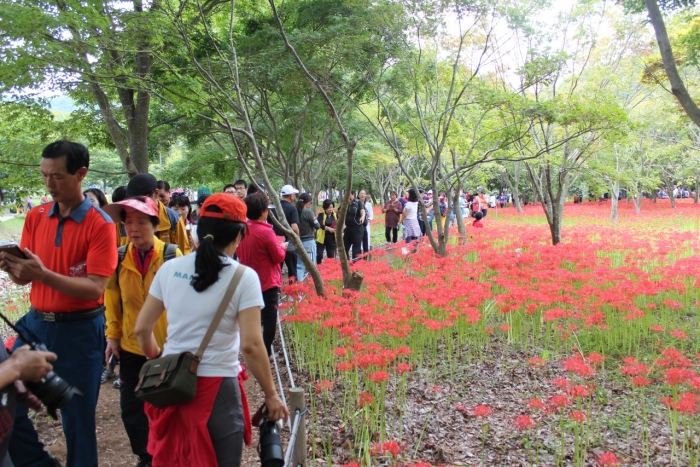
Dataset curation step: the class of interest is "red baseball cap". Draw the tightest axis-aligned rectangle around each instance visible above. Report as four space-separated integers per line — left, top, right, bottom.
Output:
200 193 247 222
103 196 159 222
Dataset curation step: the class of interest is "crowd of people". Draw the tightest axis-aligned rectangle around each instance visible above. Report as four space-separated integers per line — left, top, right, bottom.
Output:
0 139 500 467
0 141 288 467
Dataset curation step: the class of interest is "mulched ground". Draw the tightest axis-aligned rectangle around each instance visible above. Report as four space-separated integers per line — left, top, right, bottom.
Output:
301 341 678 466
33 358 294 466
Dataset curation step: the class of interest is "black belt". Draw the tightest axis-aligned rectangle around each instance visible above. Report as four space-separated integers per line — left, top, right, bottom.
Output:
31 306 105 322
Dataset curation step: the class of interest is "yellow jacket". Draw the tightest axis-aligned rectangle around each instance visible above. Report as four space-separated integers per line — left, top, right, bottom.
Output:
105 237 183 356
116 199 192 255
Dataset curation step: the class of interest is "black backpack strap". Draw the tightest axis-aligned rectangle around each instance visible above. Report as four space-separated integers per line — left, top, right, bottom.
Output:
116 245 128 287
163 243 178 262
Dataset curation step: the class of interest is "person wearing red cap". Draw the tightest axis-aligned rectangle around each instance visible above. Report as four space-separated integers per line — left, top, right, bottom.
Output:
135 193 288 467
102 196 183 467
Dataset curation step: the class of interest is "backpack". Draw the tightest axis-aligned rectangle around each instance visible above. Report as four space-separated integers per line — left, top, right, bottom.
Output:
116 243 178 285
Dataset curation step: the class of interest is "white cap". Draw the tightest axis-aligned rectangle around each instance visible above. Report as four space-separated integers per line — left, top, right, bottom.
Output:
280 184 299 196
427 190 433 194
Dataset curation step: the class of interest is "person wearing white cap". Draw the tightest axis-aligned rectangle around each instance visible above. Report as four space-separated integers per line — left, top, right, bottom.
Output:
276 184 300 282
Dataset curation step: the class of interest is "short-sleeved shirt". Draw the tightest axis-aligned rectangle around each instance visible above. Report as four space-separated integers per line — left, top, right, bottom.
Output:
276 200 300 242
21 197 118 313
149 255 264 377
298 208 317 241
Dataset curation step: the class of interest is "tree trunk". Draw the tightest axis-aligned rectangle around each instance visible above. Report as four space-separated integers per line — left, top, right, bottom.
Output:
633 194 642 213
695 179 699 203
610 180 620 225
645 0 700 129
453 189 465 236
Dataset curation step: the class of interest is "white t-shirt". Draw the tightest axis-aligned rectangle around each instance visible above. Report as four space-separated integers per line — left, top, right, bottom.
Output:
149 254 264 377
404 201 418 220
364 201 374 221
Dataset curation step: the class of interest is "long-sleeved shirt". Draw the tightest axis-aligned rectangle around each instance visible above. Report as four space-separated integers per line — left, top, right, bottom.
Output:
237 220 287 291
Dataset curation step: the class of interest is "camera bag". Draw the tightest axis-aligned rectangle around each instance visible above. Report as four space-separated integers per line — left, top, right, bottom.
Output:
134 265 247 408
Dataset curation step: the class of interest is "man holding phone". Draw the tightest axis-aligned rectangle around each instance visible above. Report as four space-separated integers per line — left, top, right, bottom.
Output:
0 141 117 467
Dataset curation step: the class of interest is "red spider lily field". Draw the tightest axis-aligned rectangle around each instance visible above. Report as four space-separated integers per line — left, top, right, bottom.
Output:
282 199 700 467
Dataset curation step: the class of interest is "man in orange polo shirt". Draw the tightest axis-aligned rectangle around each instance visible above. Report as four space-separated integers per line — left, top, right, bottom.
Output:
0 141 117 467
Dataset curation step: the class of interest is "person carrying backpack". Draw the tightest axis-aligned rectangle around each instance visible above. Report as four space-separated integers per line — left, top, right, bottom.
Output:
103 196 183 467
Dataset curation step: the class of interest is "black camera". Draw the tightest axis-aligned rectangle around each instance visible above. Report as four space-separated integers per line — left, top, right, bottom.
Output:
253 405 284 467
23 344 83 420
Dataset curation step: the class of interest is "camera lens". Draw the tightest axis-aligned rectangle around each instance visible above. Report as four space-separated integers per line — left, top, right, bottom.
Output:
25 371 83 420
259 421 284 467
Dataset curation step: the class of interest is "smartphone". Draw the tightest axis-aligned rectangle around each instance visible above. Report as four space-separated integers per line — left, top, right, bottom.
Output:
0 242 27 259
109 355 118 371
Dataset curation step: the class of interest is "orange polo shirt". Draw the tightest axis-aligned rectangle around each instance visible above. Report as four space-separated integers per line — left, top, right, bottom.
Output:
20 197 118 313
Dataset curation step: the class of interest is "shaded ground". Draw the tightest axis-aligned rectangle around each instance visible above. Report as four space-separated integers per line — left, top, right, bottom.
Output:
302 342 678 466
33 360 292 466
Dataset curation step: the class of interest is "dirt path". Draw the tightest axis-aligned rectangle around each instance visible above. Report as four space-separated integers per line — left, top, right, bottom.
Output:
33 363 285 466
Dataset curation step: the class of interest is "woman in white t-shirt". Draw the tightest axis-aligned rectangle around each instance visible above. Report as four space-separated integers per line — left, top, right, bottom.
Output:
359 189 374 254
135 193 288 467
400 188 422 243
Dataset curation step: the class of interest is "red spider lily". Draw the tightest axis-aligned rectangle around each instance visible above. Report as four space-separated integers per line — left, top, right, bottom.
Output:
553 378 570 390
315 380 333 393
336 362 354 372
529 356 545 367
588 352 604 367
333 347 349 357
662 392 700 414
563 355 595 378
632 376 651 388
371 440 402 457
658 348 693 368
549 395 570 410
567 385 590 399
455 403 467 412
395 363 411 375
570 410 586 423
669 329 688 340
621 362 648 377
358 392 373 407
665 368 698 386
342 463 361 467
368 371 390 383
499 323 510 332
405 463 432 467
598 452 621 466
650 325 664 332
528 398 546 411
514 414 534 430
473 405 492 418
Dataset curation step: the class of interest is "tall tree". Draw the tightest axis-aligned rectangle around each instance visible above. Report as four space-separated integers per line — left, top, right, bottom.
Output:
0 0 183 175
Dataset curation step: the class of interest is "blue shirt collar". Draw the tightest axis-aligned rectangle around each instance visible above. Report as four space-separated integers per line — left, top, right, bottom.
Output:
47 196 93 224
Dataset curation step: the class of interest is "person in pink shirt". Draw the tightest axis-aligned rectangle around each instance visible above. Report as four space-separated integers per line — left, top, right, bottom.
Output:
237 192 288 355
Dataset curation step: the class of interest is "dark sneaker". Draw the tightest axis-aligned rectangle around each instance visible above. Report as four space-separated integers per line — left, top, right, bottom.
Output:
113 379 122 389
136 456 152 467
100 366 115 384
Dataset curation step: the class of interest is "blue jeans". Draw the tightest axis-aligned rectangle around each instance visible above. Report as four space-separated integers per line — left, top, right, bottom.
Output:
297 239 317 279
9 311 104 467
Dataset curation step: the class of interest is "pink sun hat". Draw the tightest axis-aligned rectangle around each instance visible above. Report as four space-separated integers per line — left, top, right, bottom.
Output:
102 196 159 222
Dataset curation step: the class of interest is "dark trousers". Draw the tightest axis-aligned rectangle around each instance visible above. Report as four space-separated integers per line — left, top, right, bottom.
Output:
282 249 297 281
315 241 336 264
261 287 280 356
119 350 150 460
361 228 369 254
419 220 426 236
385 226 398 243
9 311 104 467
343 228 363 260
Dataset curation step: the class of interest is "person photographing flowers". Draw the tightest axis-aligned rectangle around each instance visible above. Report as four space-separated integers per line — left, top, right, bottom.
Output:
135 193 288 467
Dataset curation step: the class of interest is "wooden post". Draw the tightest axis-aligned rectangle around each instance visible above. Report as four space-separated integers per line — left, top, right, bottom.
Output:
289 387 307 467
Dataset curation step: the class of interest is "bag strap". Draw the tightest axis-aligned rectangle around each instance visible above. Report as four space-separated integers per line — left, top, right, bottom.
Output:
194 265 247 361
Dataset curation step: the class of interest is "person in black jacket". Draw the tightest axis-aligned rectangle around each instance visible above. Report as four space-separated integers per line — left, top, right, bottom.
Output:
315 200 337 264
343 191 365 260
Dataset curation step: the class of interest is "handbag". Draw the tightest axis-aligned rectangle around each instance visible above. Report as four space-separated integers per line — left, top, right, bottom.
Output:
134 265 247 408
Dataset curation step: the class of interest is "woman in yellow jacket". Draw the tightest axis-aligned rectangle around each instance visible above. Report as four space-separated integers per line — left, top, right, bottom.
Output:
103 196 182 467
